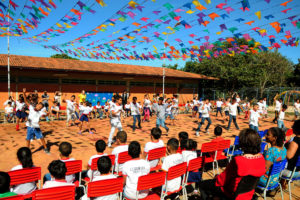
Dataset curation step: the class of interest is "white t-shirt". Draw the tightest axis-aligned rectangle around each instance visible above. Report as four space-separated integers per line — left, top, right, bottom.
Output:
112 145 129 172
144 140 164 168
10 165 36 194
201 104 210 118
249 110 260 127
109 101 115 108
104 105 109 110
275 100 282 111
122 159 150 199
26 105 46 128
192 99 198 106
173 99 179 108
110 104 123 120
43 180 74 189
79 105 93 115
125 104 130 109
166 105 173 115
263 100 267 109
92 174 118 200
87 153 107 179
198 101 204 113
60 158 76 183
144 99 151 108
51 106 59 111
257 102 264 112
224 102 230 111
96 105 102 109
216 101 223 108
181 150 197 164
66 100 76 112
236 98 241 103
5 106 13 114
294 102 300 112
279 111 285 121
130 102 141 116
162 153 184 192
16 101 25 112
229 103 239 116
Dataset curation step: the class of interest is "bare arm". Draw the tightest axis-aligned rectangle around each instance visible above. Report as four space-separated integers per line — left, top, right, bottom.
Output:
286 141 298 160
22 88 30 105
265 160 273 173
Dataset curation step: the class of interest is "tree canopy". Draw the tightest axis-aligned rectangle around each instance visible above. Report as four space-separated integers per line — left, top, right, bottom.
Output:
50 54 79 60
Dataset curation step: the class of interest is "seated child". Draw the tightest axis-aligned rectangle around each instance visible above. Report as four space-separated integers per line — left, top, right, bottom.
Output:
112 131 128 173
51 102 60 120
43 160 74 188
87 140 107 180
11 147 36 194
178 131 189 153
0 172 17 198
5 102 14 123
122 141 150 199
162 138 184 193
92 156 118 200
212 126 224 142
144 128 164 168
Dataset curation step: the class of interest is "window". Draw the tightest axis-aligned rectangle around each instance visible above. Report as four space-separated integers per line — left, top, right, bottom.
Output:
130 82 154 87
180 83 198 88
62 79 96 85
19 77 58 84
98 80 126 85
156 83 177 88
0 75 16 83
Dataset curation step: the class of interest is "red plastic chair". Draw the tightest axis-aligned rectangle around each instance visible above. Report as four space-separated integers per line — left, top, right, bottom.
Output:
87 177 123 199
1 195 24 200
286 129 294 136
200 142 218 175
215 140 231 174
8 167 41 197
116 151 132 175
90 155 115 181
162 162 187 200
32 186 76 200
64 160 82 186
146 147 166 171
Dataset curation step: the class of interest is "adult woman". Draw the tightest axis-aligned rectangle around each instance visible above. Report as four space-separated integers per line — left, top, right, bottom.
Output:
282 120 300 179
199 129 265 200
258 127 286 189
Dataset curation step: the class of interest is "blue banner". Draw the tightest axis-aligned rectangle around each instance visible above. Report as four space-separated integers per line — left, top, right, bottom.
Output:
86 92 113 106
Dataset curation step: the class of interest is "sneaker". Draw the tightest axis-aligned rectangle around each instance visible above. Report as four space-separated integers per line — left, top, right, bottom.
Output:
78 131 82 135
205 130 209 134
196 131 200 136
89 131 94 134
108 143 112 148
44 148 50 154
166 129 169 136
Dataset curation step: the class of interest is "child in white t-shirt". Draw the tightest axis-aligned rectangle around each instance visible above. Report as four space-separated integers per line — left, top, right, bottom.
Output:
278 104 288 130
273 97 283 123
144 128 164 168
125 102 131 117
122 141 150 199
226 98 240 131
294 99 300 120
43 160 74 189
249 104 260 132
86 140 107 180
51 102 60 120
62 95 77 127
185 101 190 114
108 97 123 147
196 99 212 135
215 98 223 117
5 101 14 123
162 138 184 193
112 131 128 173
78 101 94 135
11 147 36 195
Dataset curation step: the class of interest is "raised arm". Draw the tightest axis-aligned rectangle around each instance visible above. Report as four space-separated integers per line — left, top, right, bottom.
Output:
22 88 30 105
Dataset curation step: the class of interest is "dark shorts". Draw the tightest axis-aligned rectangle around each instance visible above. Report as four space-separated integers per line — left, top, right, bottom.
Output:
16 111 27 119
193 106 198 112
80 114 89 122
26 127 43 140
52 110 57 115
225 111 229 116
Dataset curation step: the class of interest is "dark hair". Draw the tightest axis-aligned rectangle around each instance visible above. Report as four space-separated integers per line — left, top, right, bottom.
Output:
128 141 141 159
71 95 75 98
282 104 287 110
151 128 162 139
132 97 137 101
239 129 261 155
17 147 33 168
180 139 197 151
48 160 66 179
59 142 72 157
178 132 189 141
159 97 164 101
268 127 286 147
115 96 122 101
167 138 179 151
292 120 300 135
214 126 223 136
7 102 11 105
279 98 283 101
116 131 127 143
0 172 10 193
97 156 112 174
95 140 106 153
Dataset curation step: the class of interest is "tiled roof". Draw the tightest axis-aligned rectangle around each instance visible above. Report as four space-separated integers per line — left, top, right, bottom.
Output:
0 54 216 80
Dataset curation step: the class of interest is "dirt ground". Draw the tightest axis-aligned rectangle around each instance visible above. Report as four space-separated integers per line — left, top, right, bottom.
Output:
0 112 299 199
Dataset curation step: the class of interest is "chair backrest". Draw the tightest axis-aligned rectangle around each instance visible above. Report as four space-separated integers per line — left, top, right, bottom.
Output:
258 131 265 138
137 171 166 191
147 147 166 161
233 136 239 146
64 160 82 175
32 186 76 200
87 177 123 198
167 162 187 181
8 167 41 186
260 142 267 154
234 175 260 199
263 129 268 136
286 129 294 136
201 142 218 153
117 151 132 164
296 156 300 167
187 157 203 172
91 155 116 171
216 140 231 151
269 160 286 176
2 195 24 200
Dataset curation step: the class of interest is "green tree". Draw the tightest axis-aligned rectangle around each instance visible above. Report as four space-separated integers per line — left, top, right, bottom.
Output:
288 59 300 87
50 54 79 60
162 63 179 70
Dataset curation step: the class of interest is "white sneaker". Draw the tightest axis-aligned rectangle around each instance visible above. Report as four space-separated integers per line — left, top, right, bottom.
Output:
196 131 199 136
108 143 111 148
205 130 210 134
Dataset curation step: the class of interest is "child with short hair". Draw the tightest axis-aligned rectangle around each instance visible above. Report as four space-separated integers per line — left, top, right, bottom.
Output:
95 101 103 119
0 172 17 198
278 104 288 130
63 94 77 127
112 131 128 173
51 102 60 120
216 98 223 117
249 104 261 132
108 96 123 147
196 99 212 135
294 99 300 120
4 101 14 123
273 97 283 123
162 138 184 193
212 126 224 142
87 140 107 180
58 142 75 183
122 141 150 199
144 128 164 168
78 101 93 134
15 95 27 131
178 131 189 142
43 160 74 188
226 98 240 131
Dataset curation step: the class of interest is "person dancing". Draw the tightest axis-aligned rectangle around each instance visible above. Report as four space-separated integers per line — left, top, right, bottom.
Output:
108 96 123 147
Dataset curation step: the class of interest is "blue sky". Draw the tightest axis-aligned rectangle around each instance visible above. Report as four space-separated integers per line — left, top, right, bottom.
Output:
0 0 299 68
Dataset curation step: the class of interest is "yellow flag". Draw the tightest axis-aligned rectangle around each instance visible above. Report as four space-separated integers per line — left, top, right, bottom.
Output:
255 11 261 20
186 10 195 14
192 0 201 6
96 0 106 7
204 0 211 4
63 23 72 28
128 0 138 8
56 23 63 28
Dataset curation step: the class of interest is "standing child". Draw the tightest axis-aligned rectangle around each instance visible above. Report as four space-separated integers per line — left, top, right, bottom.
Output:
223 98 231 121
216 98 223 117
273 97 283 124
196 99 212 135
124 102 131 117
257 99 264 117
226 98 240 131
249 104 261 132
185 101 190 114
23 88 49 153
63 95 77 127
130 97 142 132
294 99 300 121
95 101 103 119
263 97 268 118
104 102 109 118
78 101 93 135
153 97 170 135
144 128 164 168
278 104 288 130
4 102 14 123
197 98 204 122
166 100 175 126
15 95 27 131
51 102 60 120
108 96 123 147
143 95 151 122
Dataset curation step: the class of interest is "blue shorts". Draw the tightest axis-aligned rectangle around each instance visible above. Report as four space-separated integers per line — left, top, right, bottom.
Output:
198 112 202 119
26 127 43 140
295 111 299 116
166 113 174 120
193 106 198 112
16 111 27 119
80 114 89 122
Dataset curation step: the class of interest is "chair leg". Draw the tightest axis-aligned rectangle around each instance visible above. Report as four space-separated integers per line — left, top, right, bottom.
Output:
288 181 292 200
212 162 215 176
279 183 284 200
216 161 219 175
263 189 267 200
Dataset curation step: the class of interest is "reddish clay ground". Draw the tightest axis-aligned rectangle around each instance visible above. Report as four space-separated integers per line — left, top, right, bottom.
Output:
0 113 299 199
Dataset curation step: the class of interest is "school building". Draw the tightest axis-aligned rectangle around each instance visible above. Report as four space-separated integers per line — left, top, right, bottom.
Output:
0 54 216 108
